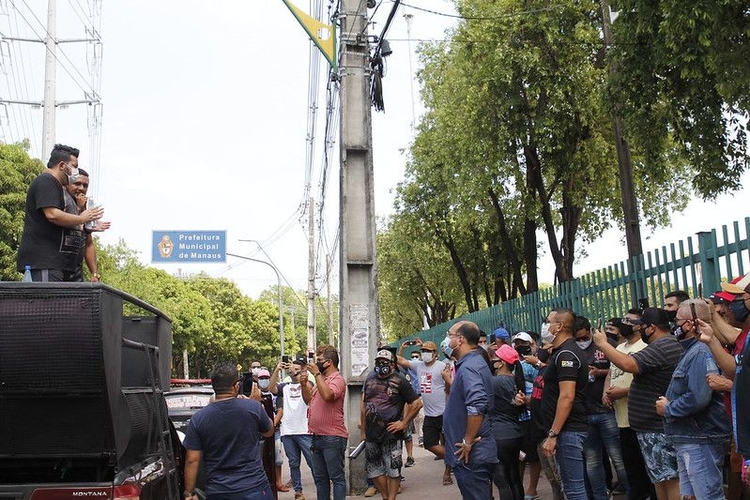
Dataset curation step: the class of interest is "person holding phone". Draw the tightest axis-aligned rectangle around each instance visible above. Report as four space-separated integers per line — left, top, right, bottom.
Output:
655 299 731 500
300 345 348 500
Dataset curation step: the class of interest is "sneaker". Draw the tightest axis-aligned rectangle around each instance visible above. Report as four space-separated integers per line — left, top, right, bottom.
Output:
294 493 305 500
364 486 377 497
405 456 415 467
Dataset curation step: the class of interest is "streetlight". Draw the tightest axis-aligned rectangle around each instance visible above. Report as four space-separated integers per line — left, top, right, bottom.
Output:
226 252 285 357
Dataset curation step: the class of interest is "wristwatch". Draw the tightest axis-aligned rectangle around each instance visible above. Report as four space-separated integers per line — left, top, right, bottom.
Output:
547 429 559 438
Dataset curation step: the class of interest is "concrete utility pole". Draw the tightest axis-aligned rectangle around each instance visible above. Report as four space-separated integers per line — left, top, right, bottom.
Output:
601 0 645 301
42 0 57 161
307 197 317 350
339 0 379 493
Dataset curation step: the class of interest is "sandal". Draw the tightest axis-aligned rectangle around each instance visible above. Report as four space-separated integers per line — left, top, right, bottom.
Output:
442 474 453 486
524 495 540 500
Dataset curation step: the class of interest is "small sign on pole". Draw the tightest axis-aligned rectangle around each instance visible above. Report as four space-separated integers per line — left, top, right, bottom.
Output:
152 230 226 263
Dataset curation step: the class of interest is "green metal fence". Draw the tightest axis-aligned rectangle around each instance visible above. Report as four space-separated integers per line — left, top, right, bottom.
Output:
392 217 750 350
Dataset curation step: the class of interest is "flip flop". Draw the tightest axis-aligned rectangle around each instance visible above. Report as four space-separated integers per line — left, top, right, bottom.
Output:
442 474 453 486
524 495 540 500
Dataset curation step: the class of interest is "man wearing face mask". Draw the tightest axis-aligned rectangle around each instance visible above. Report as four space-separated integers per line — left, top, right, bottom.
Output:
602 309 655 500
574 316 629 500
655 299 731 500
663 290 689 334
397 340 453 486
361 349 422 500
443 321 498 500
269 360 314 500
593 307 683 500
17 143 104 281
539 308 589 500
300 345 348 500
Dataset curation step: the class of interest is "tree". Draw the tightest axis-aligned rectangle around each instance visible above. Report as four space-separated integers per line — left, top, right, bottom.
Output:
0 141 44 279
608 0 750 197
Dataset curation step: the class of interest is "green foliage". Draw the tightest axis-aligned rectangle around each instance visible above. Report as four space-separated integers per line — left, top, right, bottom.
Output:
0 141 44 279
608 0 750 198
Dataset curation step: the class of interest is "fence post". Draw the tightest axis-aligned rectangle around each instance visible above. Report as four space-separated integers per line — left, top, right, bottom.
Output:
697 231 720 296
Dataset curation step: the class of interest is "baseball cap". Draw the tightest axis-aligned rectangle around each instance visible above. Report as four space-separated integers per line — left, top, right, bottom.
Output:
710 289 735 303
257 369 271 378
493 327 510 342
637 307 671 328
512 332 533 343
495 344 520 364
375 349 395 362
721 274 750 295
421 341 438 352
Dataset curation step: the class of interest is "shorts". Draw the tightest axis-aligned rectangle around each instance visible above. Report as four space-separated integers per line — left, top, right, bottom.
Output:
423 415 444 449
365 440 402 479
636 431 678 483
519 419 539 462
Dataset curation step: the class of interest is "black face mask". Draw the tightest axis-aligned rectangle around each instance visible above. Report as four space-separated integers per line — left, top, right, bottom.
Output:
666 310 678 322
619 323 635 338
316 361 327 374
730 298 750 323
515 345 532 356
374 363 392 377
537 348 551 363
642 326 654 344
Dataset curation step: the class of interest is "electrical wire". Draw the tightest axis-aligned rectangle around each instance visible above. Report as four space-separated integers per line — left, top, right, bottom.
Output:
393 0 566 20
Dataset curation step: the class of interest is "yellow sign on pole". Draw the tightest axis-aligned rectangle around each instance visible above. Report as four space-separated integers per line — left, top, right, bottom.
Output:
281 0 337 69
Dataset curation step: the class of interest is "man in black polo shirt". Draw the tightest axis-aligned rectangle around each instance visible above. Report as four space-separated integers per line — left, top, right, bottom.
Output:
539 308 589 500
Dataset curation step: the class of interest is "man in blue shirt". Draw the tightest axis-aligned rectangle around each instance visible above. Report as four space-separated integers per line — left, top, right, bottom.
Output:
183 361 275 500
443 320 498 500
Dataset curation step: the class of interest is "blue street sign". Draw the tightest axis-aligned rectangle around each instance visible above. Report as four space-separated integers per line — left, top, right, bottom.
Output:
152 231 226 263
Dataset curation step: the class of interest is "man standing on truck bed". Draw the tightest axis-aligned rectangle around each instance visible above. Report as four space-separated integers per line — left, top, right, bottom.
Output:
183 361 275 500
16 143 103 281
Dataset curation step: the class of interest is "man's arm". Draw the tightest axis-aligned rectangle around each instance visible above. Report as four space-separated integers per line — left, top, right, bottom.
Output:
269 362 284 395
260 411 275 438
300 367 315 405
183 449 202 498
696 319 738 379
662 354 713 418
541 380 576 456
42 206 102 228
593 330 640 374
273 407 283 428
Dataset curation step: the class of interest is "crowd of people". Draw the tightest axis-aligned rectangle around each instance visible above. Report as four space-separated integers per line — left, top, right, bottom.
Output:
178 277 750 500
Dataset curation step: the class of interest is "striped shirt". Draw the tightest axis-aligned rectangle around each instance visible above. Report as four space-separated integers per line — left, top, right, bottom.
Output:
628 335 684 432
307 370 348 438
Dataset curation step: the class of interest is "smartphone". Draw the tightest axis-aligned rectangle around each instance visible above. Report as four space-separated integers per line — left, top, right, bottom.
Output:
282 355 290 363
240 373 254 396
638 298 649 311
307 352 315 365
404 340 417 346
690 302 700 334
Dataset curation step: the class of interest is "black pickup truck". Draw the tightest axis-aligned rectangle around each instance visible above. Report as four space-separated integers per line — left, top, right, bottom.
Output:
0 283 183 500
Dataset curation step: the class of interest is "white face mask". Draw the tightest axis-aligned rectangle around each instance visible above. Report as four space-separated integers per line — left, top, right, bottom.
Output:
576 339 592 350
541 323 555 344
421 351 434 363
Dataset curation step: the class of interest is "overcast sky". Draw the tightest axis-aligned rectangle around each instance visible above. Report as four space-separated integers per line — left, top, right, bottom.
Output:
2 1 748 300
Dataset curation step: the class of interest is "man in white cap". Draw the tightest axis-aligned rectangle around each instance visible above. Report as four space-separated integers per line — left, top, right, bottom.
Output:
361 347 422 500
397 339 454 486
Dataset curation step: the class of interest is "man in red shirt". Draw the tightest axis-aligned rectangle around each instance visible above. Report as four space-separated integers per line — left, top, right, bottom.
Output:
301 345 348 500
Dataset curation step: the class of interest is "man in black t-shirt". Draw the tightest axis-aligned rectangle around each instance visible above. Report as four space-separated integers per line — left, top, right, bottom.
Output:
539 308 589 500
16 144 103 281
361 348 422 500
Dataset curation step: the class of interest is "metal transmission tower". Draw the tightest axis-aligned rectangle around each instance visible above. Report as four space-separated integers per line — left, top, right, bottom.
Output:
0 0 102 164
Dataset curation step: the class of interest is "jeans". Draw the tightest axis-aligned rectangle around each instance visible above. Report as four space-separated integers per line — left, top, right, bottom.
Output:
452 462 494 500
282 434 314 493
310 435 347 500
555 430 588 500
584 412 629 500
674 442 726 500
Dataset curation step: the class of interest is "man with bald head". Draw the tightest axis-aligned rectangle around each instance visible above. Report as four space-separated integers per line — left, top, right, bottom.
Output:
539 308 589 500
442 320 497 499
